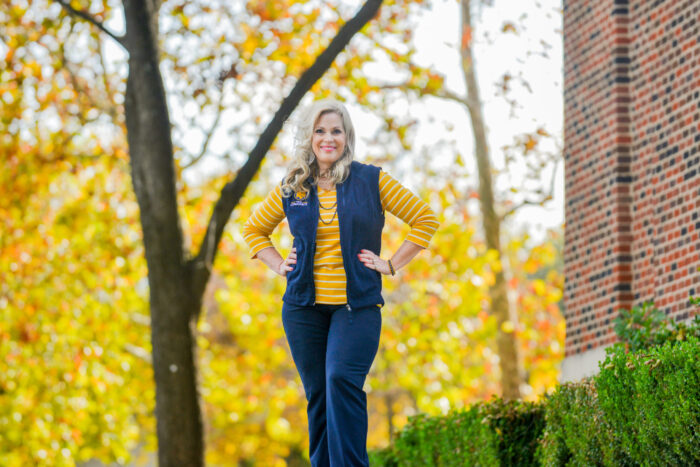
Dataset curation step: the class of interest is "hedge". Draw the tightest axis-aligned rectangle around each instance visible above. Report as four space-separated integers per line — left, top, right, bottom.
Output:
535 378 632 466
370 336 699 466
595 335 699 465
369 398 543 466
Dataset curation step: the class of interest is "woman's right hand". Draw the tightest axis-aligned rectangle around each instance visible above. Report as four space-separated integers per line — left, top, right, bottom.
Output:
277 247 297 277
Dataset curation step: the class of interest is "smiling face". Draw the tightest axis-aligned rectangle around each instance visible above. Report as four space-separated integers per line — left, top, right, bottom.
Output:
311 111 346 172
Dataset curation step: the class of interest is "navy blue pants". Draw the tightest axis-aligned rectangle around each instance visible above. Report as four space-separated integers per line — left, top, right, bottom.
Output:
282 302 382 467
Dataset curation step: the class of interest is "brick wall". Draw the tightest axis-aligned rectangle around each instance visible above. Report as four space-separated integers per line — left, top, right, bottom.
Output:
562 0 699 371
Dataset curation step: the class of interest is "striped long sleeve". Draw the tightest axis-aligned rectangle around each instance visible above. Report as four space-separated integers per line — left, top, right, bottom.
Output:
242 184 286 259
378 170 439 248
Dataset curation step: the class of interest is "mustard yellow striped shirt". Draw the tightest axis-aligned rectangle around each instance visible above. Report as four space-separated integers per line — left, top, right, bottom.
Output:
242 170 439 304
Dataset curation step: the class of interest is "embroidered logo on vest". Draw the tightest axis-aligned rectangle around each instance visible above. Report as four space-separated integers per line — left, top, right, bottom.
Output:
290 190 309 206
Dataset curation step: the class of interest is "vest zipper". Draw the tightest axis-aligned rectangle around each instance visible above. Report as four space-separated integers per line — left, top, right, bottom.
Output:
346 304 352 324
312 240 317 305
337 182 351 309
311 184 319 306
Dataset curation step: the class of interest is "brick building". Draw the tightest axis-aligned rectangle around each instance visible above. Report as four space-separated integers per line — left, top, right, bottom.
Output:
561 0 700 381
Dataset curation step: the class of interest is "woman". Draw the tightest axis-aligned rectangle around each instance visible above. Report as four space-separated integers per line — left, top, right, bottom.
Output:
242 99 439 466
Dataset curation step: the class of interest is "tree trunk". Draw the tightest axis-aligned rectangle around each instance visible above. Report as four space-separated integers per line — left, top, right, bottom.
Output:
460 0 521 400
385 392 395 442
123 1 204 465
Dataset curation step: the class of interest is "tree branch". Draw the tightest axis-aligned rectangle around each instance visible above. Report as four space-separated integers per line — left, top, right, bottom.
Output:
56 0 126 49
187 0 386 306
501 155 559 220
181 90 226 170
124 343 153 364
435 88 473 111
97 37 121 122
376 76 473 112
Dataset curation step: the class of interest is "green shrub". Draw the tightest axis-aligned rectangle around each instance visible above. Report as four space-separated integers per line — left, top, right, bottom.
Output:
391 406 499 467
368 445 398 467
534 379 632 466
536 336 699 466
613 300 700 352
596 335 700 465
369 398 543 466
371 298 699 466
479 398 545 466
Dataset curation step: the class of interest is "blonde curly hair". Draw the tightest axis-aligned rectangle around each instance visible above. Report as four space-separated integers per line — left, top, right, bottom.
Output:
281 99 355 198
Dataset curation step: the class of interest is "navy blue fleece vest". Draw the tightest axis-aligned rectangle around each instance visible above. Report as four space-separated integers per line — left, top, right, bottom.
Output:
281 161 385 308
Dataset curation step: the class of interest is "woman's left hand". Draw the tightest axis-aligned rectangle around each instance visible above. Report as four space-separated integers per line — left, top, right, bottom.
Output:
358 249 392 275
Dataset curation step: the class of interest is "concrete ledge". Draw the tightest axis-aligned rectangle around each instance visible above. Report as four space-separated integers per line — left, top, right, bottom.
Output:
560 345 611 382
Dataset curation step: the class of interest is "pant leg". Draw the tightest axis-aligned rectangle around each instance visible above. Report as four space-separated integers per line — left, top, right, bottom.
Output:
325 305 382 467
282 302 333 467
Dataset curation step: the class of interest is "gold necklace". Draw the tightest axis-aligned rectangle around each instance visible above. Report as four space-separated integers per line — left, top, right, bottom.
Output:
318 198 337 210
318 195 338 225
319 209 338 225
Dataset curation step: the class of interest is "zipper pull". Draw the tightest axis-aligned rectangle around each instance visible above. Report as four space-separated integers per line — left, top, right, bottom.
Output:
346 304 352 324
